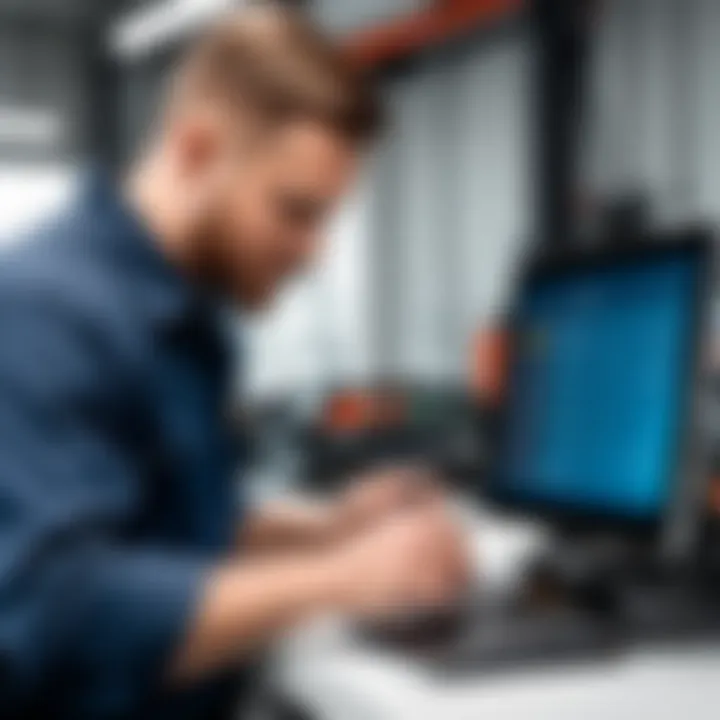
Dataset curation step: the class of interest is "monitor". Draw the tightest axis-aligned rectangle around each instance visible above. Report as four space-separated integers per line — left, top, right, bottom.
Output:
489 236 714 552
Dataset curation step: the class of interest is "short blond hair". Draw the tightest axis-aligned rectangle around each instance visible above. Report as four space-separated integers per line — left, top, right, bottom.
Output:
173 4 383 144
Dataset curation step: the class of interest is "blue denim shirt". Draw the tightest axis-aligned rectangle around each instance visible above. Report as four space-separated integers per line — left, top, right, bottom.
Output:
0 176 243 719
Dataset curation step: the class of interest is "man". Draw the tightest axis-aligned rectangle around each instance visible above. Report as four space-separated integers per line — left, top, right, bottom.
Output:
0 6 470 719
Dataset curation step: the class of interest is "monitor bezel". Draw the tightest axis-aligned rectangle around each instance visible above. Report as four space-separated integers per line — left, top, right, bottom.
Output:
486 230 716 555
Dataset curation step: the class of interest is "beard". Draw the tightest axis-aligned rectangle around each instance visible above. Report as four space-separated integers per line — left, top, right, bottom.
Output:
183 208 228 290
184 208 279 311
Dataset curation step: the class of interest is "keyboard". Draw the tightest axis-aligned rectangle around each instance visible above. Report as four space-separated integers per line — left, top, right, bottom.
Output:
358 601 621 674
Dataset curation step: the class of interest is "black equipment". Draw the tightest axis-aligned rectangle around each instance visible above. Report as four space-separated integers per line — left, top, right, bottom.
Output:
361 233 720 672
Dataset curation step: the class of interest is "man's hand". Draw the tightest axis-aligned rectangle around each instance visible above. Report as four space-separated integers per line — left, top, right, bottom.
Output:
172 500 471 683
334 465 444 535
331 501 472 617
240 465 446 555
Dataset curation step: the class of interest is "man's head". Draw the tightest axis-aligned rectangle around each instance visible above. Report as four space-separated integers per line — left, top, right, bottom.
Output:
141 5 383 309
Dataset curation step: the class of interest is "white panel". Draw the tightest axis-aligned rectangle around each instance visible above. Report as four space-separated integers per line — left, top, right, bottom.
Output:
314 171 375 384
244 277 324 399
0 106 65 147
455 37 530 339
0 164 77 242
372 36 531 382
392 68 453 380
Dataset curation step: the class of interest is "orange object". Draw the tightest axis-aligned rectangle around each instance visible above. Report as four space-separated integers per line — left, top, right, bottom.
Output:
323 389 409 434
324 392 376 433
471 325 509 406
708 477 720 516
346 0 524 68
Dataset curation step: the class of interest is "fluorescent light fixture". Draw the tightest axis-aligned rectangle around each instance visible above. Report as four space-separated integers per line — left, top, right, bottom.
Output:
0 106 65 146
110 0 242 62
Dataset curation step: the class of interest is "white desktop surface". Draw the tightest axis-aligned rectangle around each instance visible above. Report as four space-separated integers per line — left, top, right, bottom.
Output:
273 510 720 720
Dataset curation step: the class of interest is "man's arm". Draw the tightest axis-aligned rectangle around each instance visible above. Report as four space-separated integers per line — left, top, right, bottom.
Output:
239 500 340 554
0 296 215 715
172 502 471 683
169 553 341 681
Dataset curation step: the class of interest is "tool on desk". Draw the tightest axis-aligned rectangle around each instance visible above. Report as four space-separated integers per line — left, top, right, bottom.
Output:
304 383 480 491
362 230 720 672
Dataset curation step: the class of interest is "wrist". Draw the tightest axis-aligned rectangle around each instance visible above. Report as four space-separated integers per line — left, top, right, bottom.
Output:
311 545 356 613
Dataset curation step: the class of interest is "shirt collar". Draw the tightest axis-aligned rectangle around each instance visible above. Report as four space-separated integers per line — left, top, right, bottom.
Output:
82 169 207 332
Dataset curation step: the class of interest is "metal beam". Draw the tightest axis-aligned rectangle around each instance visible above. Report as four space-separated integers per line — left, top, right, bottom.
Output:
532 0 593 250
345 0 523 68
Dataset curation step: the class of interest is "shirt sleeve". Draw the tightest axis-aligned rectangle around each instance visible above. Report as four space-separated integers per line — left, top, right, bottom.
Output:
0 293 213 717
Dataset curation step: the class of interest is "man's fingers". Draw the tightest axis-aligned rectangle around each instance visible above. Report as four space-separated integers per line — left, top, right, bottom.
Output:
370 465 445 505
337 465 453 547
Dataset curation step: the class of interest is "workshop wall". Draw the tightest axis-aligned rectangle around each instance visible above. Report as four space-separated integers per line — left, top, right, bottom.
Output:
374 32 530 382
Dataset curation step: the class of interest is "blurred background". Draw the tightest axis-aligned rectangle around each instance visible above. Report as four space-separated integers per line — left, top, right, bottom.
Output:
0 0 716 491
7 1 720 718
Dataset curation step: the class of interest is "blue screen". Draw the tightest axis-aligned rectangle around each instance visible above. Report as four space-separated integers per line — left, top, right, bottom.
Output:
499 254 700 519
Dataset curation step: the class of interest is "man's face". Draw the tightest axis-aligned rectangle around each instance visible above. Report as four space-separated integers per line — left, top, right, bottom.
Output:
188 118 359 309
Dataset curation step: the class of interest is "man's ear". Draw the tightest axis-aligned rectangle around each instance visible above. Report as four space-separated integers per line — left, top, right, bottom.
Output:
173 106 226 179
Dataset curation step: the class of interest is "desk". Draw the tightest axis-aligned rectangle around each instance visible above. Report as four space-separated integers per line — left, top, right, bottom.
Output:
272 511 720 720
276 633 720 720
